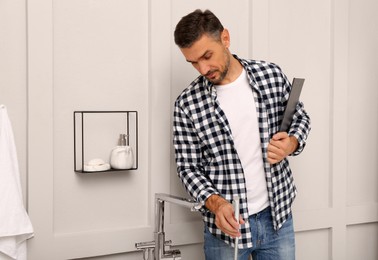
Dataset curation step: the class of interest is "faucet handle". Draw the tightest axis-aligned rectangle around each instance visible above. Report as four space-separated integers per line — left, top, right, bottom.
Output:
164 249 181 259
136 240 177 260
135 240 172 249
135 240 155 250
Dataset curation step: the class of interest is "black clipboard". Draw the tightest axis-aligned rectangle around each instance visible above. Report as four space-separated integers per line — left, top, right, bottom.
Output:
279 78 305 132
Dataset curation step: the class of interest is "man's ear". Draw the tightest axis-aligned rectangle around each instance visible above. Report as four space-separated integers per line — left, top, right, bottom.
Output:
221 29 230 48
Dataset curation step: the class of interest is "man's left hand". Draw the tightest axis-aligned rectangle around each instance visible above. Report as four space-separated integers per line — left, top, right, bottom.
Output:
267 132 298 164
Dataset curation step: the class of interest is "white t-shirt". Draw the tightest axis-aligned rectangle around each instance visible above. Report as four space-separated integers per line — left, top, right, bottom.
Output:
215 69 269 215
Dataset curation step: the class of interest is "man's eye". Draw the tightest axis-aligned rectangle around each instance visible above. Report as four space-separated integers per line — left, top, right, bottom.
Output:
204 54 212 60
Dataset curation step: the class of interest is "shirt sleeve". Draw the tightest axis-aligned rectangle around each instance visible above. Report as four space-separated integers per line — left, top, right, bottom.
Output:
172 100 219 210
280 73 311 156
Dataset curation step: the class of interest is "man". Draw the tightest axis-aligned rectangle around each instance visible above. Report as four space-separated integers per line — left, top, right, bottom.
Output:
172 9 310 260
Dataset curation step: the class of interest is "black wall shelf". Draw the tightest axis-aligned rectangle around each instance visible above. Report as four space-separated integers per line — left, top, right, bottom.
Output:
74 111 138 173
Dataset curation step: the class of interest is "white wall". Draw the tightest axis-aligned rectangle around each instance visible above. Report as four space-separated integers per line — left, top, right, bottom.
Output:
0 0 28 201
0 0 377 259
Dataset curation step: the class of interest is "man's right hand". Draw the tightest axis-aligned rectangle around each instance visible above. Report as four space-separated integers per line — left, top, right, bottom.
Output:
205 194 245 238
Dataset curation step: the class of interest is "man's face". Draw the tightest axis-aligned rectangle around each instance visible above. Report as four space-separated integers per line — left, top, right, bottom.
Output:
180 31 231 85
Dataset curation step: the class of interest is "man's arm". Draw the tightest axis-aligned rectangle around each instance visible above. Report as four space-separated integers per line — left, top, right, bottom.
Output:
268 70 311 163
173 102 219 209
173 97 247 237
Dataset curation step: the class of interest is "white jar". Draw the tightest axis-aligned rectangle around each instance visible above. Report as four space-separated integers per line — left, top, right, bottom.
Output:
109 145 133 169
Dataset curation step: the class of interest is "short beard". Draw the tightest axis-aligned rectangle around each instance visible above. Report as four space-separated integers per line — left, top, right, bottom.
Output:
207 50 230 85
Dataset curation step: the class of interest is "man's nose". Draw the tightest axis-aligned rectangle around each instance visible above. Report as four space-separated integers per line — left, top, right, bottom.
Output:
197 61 210 76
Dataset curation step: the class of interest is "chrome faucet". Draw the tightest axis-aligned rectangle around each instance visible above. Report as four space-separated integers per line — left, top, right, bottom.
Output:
135 193 202 260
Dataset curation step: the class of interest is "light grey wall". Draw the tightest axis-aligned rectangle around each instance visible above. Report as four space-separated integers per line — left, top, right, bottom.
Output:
1 0 377 259
0 0 27 201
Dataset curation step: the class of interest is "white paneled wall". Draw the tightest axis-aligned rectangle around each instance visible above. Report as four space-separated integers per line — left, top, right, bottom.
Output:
52 0 150 236
347 0 378 208
345 0 378 259
296 229 331 260
0 0 376 259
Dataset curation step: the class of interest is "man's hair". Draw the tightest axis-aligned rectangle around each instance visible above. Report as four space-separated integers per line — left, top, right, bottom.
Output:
174 9 224 48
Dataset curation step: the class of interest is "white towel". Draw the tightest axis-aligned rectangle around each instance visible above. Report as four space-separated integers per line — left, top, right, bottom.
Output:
0 105 34 260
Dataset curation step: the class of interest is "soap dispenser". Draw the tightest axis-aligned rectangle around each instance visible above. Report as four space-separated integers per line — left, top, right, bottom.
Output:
109 134 134 169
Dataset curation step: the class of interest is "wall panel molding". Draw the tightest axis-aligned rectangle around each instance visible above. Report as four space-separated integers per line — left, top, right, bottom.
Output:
27 0 55 258
331 0 350 258
27 0 154 259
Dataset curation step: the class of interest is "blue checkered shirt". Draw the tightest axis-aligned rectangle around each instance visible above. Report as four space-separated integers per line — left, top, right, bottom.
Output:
173 56 311 248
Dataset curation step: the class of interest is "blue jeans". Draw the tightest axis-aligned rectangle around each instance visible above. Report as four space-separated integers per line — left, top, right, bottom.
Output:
204 207 295 260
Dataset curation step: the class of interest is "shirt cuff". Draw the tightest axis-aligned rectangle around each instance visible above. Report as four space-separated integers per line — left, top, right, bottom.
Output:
289 131 306 156
198 189 220 213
